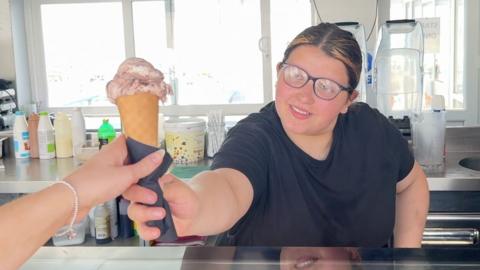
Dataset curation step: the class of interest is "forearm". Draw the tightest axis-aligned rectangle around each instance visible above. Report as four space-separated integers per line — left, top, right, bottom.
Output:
0 184 71 269
185 170 248 236
394 175 429 247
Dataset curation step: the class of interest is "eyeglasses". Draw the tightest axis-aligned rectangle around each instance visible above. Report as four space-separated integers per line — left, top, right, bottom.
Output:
280 63 353 101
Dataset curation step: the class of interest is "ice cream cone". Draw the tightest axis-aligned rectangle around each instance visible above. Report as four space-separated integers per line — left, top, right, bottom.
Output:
116 92 159 147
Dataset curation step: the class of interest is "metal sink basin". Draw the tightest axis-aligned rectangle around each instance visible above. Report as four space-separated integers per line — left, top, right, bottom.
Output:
459 157 480 171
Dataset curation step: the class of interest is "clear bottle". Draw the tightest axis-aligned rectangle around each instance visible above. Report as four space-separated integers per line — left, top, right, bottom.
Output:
54 112 73 158
94 203 112 244
27 113 40 158
13 111 30 159
71 107 86 157
37 112 56 159
97 119 116 149
105 199 119 239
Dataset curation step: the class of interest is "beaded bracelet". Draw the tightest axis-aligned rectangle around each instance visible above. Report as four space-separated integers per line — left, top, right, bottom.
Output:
54 180 79 240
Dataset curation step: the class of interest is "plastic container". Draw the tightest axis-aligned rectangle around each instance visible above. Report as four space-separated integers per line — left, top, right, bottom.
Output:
54 112 73 158
373 20 424 118
13 111 30 159
97 119 116 149
38 112 56 159
52 217 87 246
413 95 446 173
27 113 39 158
165 118 206 164
336 22 368 103
71 108 86 157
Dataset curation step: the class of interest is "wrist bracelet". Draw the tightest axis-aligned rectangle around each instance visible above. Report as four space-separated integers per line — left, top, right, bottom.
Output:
54 180 79 240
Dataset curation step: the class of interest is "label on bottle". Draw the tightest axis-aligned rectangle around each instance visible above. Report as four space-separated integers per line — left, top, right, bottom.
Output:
21 131 29 140
95 216 111 240
99 138 109 150
38 130 56 159
14 131 30 158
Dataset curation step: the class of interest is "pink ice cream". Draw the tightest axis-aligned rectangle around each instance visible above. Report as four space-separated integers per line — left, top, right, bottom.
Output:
106 57 172 103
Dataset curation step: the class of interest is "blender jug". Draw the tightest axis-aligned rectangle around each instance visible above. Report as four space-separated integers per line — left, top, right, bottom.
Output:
372 20 424 141
336 22 368 103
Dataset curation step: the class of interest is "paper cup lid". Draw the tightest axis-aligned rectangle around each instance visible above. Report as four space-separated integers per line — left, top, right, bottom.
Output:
164 118 206 128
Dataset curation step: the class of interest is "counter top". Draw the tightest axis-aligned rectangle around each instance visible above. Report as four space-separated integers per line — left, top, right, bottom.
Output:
2 151 480 193
22 246 480 269
0 156 210 193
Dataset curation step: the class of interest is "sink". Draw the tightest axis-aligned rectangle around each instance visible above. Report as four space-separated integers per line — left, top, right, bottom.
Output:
459 157 480 171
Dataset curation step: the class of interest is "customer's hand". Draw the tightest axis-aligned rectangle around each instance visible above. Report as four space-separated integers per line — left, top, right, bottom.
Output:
66 135 165 221
123 173 201 240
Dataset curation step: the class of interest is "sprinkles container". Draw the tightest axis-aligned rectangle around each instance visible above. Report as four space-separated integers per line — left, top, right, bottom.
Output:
164 118 206 164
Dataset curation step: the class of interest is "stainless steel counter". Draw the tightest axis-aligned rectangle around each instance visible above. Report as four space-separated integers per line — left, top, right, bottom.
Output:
0 157 81 193
0 157 210 193
2 151 480 193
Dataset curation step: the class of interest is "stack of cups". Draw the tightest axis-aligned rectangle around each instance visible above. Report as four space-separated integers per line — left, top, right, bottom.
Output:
412 95 446 173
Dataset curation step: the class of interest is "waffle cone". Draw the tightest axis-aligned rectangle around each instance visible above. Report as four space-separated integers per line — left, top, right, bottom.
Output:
116 92 159 147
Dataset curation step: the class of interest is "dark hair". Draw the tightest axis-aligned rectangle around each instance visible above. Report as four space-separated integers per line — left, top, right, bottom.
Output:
282 23 362 90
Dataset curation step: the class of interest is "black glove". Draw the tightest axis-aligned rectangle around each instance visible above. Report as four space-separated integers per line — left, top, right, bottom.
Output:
126 137 177 242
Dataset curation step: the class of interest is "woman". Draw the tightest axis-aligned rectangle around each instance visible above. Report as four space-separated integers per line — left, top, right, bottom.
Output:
125 23 429 247
0 135 165 270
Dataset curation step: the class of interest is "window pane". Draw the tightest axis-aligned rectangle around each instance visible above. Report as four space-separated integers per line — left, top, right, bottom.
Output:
41 3 125 107
134 0 263 105
132 1 172 105
390 0 464 110
454 0 464 109
270 0 311 98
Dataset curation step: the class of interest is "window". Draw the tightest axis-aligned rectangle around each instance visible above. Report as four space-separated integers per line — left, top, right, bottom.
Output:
27 0 312 117
390 0 464 111
134 0 263 105
270 0 312 98
41 2 125 107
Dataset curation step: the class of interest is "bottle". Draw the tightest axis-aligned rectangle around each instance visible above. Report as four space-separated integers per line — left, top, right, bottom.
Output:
13 111 30 159
71 108 86 157
105 199 119 239
27 113 39 158
97 119 116 149
94 203 112 244
37 112 56 159
54 112 73 158
118 198 134 238
88 207 96 237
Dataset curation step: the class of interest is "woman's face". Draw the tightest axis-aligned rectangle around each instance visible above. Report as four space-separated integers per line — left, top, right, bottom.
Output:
280 247 356 270
275 45 354 137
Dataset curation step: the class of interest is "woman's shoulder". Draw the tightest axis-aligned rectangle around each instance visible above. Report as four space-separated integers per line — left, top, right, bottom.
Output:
233 102 279 132
341 102 399 140
345 102 390 126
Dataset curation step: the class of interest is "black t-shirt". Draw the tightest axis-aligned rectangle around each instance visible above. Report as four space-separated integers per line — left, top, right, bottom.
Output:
211 101 414 247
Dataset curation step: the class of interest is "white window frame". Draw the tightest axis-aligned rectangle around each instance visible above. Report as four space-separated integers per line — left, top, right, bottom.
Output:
382 0 479 125
24 0 290 117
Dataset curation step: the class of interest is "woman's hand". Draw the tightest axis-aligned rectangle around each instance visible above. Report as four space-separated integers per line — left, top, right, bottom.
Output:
123 173 201 240
66 135 165 220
